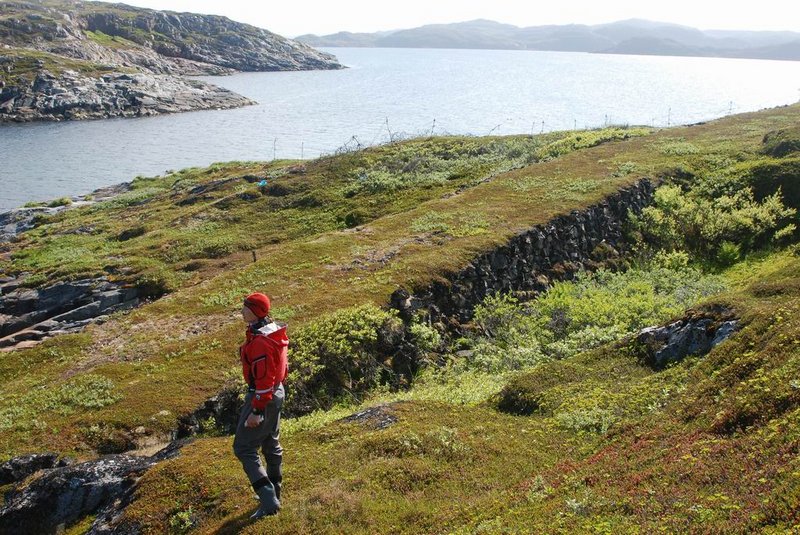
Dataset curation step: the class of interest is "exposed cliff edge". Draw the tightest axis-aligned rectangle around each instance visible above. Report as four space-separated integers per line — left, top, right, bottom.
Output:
0 0 342 122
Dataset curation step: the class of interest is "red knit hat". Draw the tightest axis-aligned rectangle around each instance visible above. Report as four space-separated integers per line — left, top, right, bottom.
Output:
244 292 271 319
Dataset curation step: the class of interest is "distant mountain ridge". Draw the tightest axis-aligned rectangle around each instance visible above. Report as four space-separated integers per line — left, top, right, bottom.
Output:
297 18 800 61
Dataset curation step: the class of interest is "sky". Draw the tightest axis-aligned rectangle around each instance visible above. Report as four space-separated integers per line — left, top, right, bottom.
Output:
97 0 800 37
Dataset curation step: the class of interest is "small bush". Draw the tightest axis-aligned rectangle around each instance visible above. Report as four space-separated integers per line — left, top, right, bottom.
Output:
408 321 442 353
168 507 196 534
288 304 403 414
716 241 741 267
47 197 72 207
411 212 450 234
555 407 618 434
631 184 796 258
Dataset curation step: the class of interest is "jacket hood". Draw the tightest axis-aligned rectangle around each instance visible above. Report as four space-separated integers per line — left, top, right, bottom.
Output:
255 321 289 346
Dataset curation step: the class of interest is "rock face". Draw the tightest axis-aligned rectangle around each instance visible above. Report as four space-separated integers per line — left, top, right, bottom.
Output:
0 69 255 122
0 275 141 349
0 440 189 535
175 384 244 438
0 205 66 243
636 305 739 369
0 1 342 75
0 0 342 122
0 453 72 486
391 178 657 325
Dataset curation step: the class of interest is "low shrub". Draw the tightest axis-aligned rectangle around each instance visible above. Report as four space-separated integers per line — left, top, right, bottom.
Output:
630 184 796 259
464 256 726 373
287 304 404 414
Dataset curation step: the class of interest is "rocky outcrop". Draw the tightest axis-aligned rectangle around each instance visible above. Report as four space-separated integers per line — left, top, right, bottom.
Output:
80 10 341 73
0 276 141 349
175 384 244 438
0 440 189 535
341 404 399 430
0 69 255 123
1 1 342 75
636 305 739 369
0 205 65 243
0 0 342 122
391 178 657 326
0 452 71 486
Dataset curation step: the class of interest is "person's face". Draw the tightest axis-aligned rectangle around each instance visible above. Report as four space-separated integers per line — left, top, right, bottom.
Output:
241 304 258 324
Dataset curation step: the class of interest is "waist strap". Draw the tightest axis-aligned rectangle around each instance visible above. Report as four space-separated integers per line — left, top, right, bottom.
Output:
248 382 282 394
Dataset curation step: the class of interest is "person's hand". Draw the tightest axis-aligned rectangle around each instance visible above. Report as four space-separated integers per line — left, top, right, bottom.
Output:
245 413 264 428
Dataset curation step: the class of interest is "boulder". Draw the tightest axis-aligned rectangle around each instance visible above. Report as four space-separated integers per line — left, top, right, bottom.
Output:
636 310 739 369
0 453 71 486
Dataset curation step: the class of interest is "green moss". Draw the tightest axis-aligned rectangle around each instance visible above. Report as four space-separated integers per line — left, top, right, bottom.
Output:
85 30 137 49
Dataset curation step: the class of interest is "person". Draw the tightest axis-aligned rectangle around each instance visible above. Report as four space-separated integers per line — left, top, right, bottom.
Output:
233 292 289 520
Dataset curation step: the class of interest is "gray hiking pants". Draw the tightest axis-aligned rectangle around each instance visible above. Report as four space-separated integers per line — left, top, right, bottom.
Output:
232 385 284 491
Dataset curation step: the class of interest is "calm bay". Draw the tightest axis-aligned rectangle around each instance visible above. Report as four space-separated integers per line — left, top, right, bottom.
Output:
2 47 800 211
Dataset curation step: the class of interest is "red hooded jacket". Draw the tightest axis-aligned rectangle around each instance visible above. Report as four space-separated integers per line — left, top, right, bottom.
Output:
239 320 289 412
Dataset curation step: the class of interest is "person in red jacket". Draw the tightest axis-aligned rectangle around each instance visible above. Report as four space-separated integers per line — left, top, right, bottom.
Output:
233 292 289 520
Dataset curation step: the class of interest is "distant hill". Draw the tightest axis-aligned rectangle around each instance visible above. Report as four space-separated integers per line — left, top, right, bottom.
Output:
298 18 800 61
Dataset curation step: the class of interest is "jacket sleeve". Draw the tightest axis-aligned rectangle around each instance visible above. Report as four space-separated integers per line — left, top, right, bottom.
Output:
251 337 280 412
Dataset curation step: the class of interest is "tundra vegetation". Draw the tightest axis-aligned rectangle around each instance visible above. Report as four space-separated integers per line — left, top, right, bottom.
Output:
1 104 799 533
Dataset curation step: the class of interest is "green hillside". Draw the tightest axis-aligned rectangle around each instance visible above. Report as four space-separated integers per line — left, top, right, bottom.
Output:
1 103 800 533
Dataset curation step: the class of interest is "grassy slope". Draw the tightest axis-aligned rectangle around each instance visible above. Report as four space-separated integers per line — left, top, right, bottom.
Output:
123 248 800 534
2 106 799 458
0 105 797 531
0 129 653 456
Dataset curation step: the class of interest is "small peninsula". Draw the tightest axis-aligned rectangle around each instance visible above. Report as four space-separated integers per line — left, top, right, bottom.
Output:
0 0 343 122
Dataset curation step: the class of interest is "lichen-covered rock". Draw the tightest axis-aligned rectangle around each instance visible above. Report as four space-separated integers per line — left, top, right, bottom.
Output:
636 306 739 369
0 440 189 535
0 275 140 348
0 453 71 486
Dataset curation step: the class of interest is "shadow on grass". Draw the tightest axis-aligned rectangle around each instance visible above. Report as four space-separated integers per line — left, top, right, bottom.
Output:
213 509 258 534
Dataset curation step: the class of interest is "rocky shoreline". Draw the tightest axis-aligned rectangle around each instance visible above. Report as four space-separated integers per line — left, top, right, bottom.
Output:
0 0 343 123
0 70 256 123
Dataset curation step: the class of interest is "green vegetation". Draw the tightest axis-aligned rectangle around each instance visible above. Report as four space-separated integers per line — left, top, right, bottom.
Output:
85 30 138 49
630 156 799 263
2 104 800 532
288 304 402 413
462 251 726 372
115 242 800 533
0 48 121 85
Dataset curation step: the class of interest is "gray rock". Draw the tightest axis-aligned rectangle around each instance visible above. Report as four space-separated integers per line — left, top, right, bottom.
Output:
636 314 739 369
0 276 142 348
0 71 256 123
712 320 738 346
0 206 64 243
0 440 190 535
0 453 71 486
341 403 399 430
